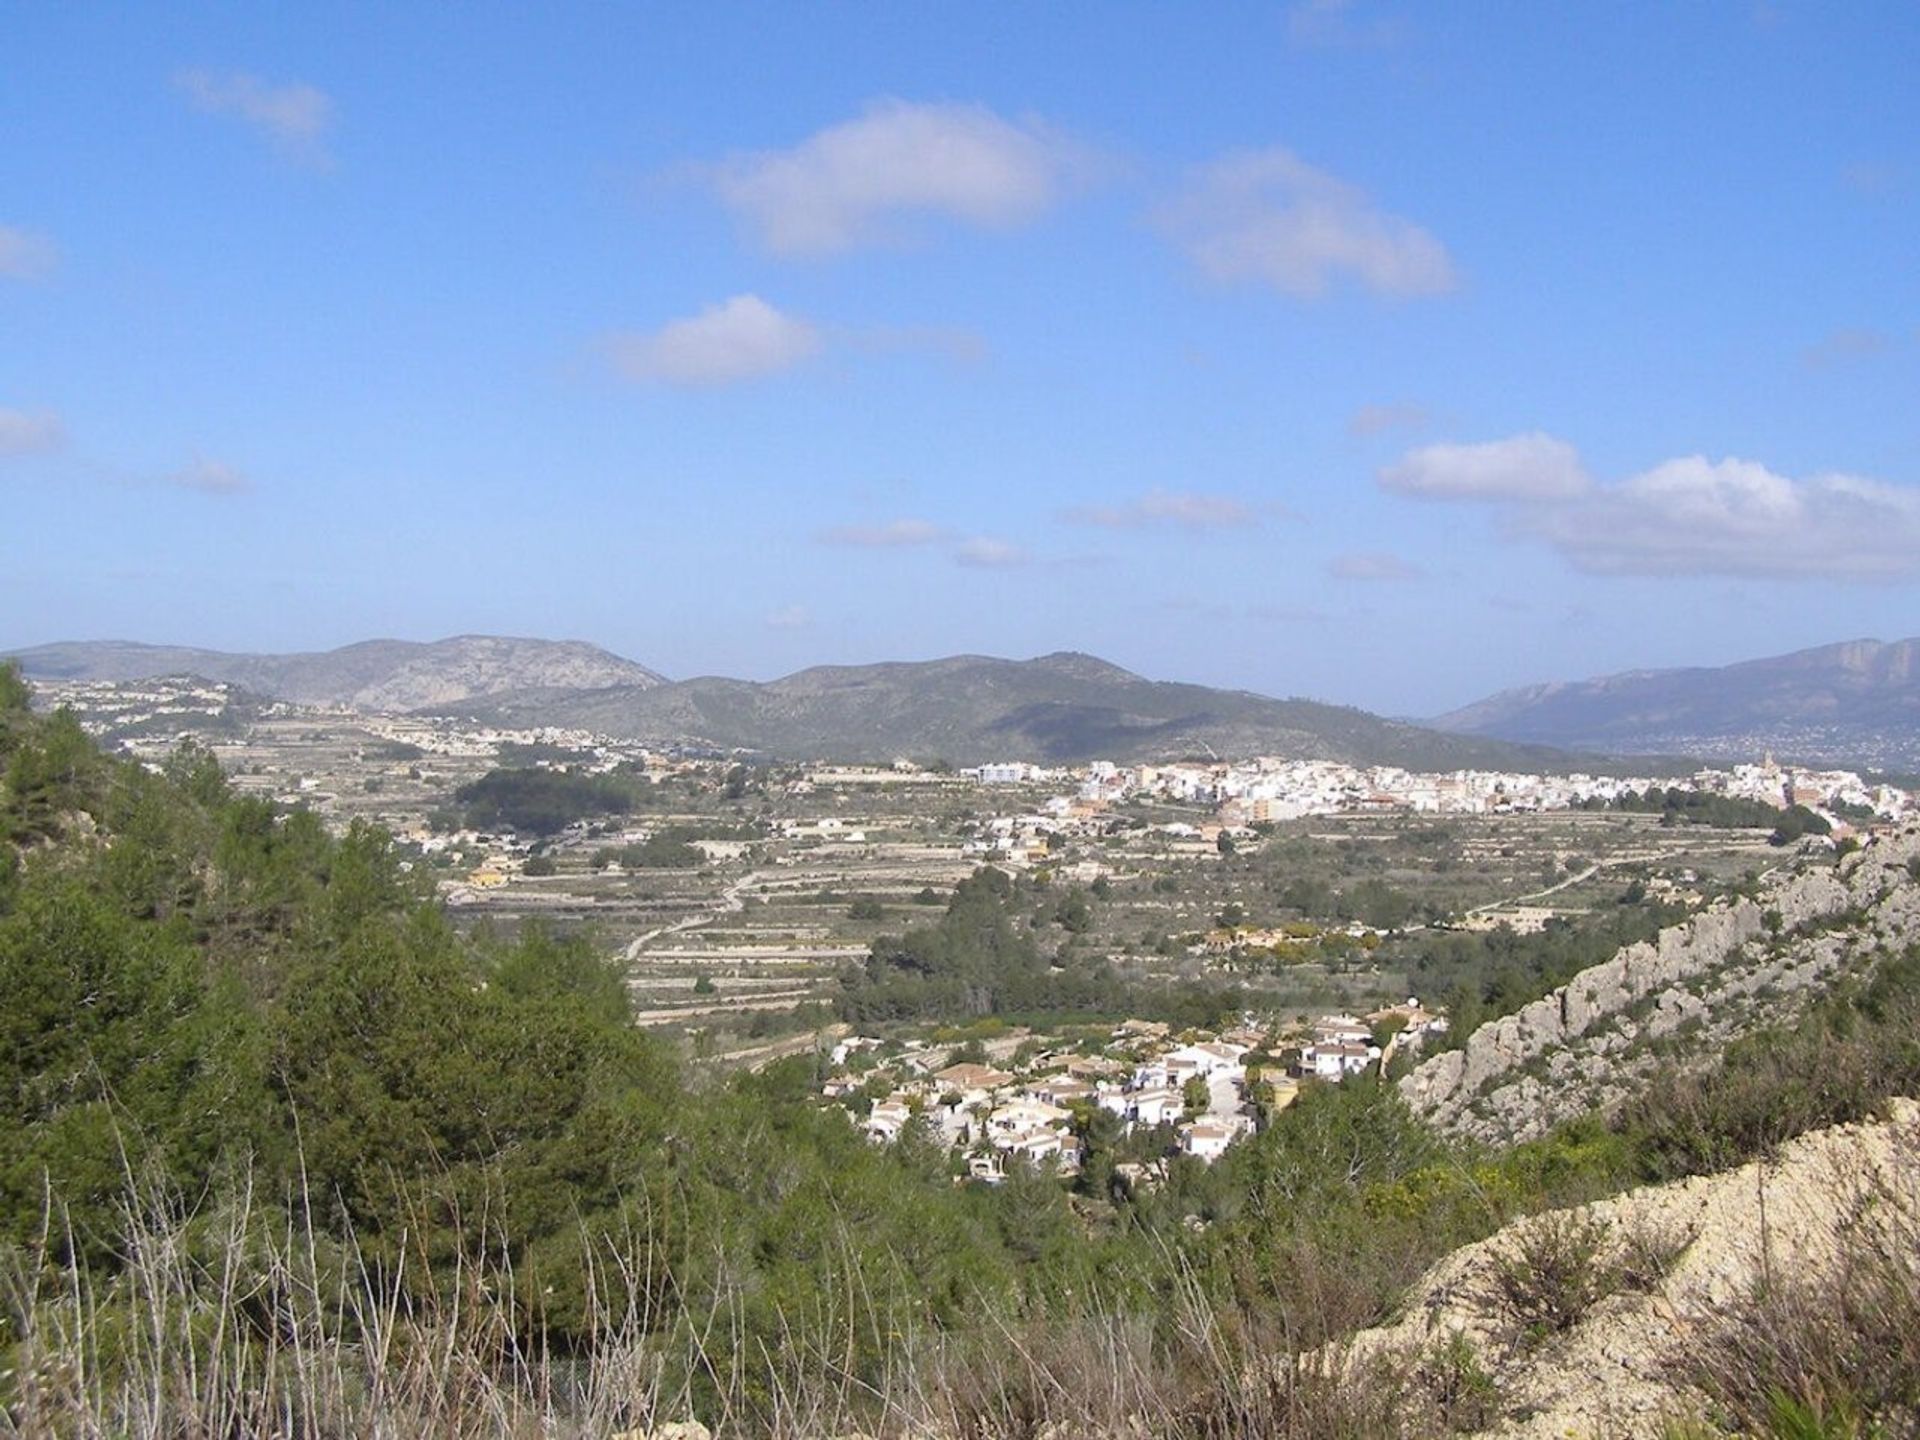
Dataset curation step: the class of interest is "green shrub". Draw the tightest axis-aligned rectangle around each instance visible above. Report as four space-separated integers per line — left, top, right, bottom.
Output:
1492 1211 1617 1345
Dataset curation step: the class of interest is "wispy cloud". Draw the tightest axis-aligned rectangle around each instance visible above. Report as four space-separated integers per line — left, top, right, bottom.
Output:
1347 401 1431 438
0 408 66 456
1380 431 1920 580
1841 161 1901 196
765 604 811 630
1330 550 1423 581
847 324 990 366
953 536 1029 569
1159 596 1233 621
0 224 58 281
166 456 251 495
1061 488 1259 531
1381 431 1589 501
707 99 1087 256
820 519 1051 571
818 518 944 548
1247 603 1333 624
609 295 821 387
1159 147 1456 299
1287 0 1408 48
174 68 334 164
1802 326 1896 370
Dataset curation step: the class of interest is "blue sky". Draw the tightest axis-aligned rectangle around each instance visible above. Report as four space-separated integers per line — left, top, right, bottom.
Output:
3 2 1917 715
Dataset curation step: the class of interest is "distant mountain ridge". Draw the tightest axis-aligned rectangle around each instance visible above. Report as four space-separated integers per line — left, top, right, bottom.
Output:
7 636 666 713
1432 638 1920 768
10 635 1676 770
451 650 1594 770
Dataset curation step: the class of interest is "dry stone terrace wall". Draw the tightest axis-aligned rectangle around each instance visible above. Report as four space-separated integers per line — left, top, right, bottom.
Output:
1400 827 1920 1138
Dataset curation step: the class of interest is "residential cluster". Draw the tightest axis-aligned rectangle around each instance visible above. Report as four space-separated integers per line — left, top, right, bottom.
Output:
827 1001 1449 1179
33 676 237 745
959 753 1912 835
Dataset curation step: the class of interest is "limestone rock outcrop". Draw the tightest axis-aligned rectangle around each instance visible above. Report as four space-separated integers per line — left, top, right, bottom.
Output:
1400 828 1920 1142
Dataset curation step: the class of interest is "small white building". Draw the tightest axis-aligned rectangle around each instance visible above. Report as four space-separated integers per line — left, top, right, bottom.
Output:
1128 1086 1186 1128
866 1097 913 1143
1178 1114 1251 1163
1299 1042 1378 1081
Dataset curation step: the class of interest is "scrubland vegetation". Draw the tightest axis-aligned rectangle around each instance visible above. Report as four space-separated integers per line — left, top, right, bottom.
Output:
3 661 1916 1436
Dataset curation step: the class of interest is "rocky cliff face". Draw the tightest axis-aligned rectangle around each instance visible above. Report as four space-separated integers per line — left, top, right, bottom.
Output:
1400 828 1920 1143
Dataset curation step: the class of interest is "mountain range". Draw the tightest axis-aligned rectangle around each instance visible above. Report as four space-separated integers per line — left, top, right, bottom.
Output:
9 637 1586 770
15 633 1916 771
6 636 664 714
1433 638 1920 769
451 650 1588 769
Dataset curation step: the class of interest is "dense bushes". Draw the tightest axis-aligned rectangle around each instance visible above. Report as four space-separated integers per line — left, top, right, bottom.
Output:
1613 942 1920 1183
1768 803 1832 847
1595 786 1785 829
838 866 1130 1022
454 765 638 833
0 693 988 1325
592 828 705 868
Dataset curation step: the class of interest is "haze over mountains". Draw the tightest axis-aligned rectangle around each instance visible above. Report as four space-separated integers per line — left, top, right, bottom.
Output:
10 636 1580 770
1434 638 1920 769
456 651 1584 770
8 636 664 714
14 633 1917 770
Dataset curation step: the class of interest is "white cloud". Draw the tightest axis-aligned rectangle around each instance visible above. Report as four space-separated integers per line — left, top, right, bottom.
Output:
765 604 811 630
1160 147 1456 299
174 68 334 162
610 295 821 387
1380 432 1920 580
0 224 58 281
0 408 66 456
953 536 1029 569
1330 550 1423 581
166 457 251 495
1380 431 1590 501
1537 458 1920 579
818 518 944 548
1062 488 1258 530
710 99 1082 255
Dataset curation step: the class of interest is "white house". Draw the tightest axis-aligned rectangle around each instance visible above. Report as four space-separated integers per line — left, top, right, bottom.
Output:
1178 1115 1250 1163
1128 1086 1186 1128
1299 1042 1378 1081
1163 1041 1247 1081
988 1098 1072 1138
866 1097 913 1143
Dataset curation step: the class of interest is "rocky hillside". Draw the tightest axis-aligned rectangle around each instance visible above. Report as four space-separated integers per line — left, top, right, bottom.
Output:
1401 826 1920 1145
6 635 665 712
460 650 1601 770
1330 1098 1920 1437
1431 637 1920 769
